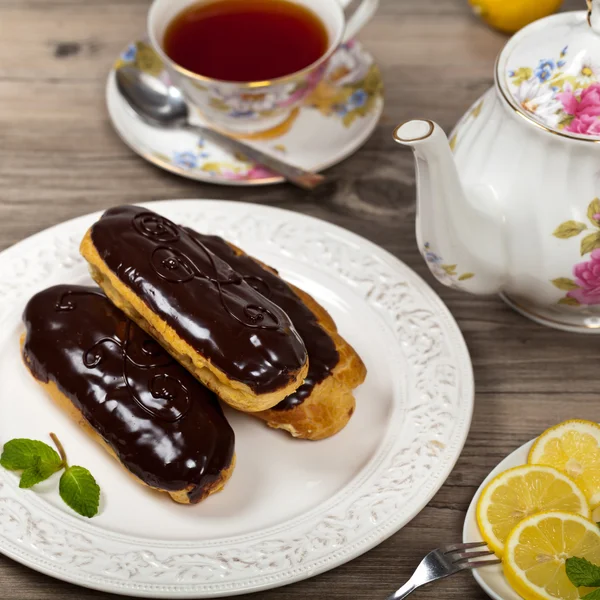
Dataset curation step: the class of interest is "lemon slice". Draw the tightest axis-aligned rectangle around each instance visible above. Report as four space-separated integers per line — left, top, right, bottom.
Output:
476 465 590 556
504 511 600 600
529 420 600 508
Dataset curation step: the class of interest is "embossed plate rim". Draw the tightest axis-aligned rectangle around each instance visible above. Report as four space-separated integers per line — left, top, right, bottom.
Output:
0 200 474 597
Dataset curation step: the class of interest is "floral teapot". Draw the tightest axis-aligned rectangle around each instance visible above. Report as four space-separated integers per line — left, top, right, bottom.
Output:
394 1 600 332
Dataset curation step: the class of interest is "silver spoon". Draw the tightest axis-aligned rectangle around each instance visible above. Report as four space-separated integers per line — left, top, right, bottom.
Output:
115 66 325 190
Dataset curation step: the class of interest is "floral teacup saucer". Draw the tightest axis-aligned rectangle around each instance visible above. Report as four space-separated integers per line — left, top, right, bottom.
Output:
106 39 384 186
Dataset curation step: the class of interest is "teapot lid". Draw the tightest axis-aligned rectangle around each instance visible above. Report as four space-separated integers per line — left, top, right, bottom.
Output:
497 3 600 141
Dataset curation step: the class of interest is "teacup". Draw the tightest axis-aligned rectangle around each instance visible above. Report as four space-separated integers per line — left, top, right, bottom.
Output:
147 0 379 134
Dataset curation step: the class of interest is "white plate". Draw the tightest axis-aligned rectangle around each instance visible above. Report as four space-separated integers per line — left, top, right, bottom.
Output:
107 40 383 186
0 200 473 597
462 441 533 600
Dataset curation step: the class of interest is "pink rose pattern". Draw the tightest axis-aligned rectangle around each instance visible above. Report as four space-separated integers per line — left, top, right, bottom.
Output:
558 83 600 136
568 249 600 305
564 113 600 136
552 199 600 306
508 46 600 137
280 64 327 108
226 165 276 181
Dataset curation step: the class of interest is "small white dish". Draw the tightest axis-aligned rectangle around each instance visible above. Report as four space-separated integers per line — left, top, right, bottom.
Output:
106 40 383 186
462 440 534 600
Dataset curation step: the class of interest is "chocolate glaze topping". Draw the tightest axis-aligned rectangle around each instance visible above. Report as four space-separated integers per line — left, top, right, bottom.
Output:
89 206 307 394
193 231 340 411
22 285 234 503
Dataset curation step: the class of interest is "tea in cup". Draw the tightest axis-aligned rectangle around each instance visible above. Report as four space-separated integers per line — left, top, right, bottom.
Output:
147 0 378 134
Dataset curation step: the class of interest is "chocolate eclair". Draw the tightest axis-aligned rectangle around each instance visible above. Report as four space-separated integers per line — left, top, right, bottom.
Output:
22 285 235 504
80 205 309 413
195 231 367 440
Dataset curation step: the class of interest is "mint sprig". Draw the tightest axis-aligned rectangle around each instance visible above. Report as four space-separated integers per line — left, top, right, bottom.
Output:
0 433 100 518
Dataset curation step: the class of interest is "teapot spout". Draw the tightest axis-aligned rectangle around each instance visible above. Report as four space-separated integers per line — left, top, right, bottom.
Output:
393 120 506 294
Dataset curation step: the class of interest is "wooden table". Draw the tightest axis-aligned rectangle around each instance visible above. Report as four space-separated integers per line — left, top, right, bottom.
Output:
0 0 589 598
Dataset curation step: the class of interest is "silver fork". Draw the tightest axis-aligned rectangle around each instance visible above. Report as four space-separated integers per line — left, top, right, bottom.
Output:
386 541 501 600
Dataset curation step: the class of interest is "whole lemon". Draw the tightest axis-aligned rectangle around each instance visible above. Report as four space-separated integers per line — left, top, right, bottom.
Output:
469 0 564 34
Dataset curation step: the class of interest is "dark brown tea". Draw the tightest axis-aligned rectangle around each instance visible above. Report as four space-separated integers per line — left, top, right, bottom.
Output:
163 0 329 82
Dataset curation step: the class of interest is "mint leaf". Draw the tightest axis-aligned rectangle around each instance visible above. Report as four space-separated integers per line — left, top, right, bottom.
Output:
19 456 62 489
1 439 62 471
2 436 100 518
59 466 100 518
566 557 600 588
582 590 600 600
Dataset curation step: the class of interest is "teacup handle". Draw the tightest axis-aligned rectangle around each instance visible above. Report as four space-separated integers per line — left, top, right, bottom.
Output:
337 0 379 42
589 0 600 33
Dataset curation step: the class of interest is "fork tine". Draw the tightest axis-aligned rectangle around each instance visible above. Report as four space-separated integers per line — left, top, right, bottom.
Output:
441 541 488 554
452 550 496 563
458 559 502 570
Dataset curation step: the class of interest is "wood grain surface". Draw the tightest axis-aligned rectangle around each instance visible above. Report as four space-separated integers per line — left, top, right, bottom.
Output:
0 0 589 598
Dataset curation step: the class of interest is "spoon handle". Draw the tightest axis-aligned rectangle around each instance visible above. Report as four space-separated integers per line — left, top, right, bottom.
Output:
185 124 325 190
